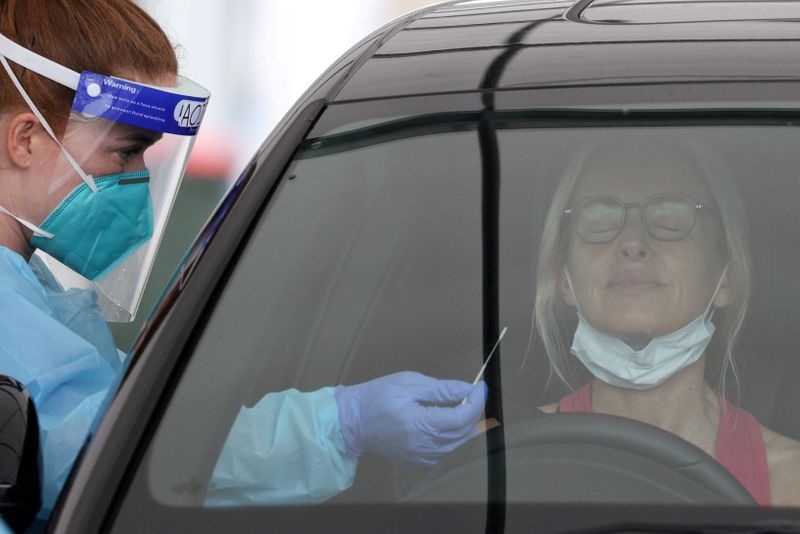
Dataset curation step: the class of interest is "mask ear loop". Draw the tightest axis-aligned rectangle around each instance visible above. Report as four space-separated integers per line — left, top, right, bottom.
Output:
563 268 585 317
704 263 730 322
0 55 97 193
0 205 54 239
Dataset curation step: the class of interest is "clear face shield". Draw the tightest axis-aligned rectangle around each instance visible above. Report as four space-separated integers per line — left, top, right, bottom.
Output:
0 34 210 322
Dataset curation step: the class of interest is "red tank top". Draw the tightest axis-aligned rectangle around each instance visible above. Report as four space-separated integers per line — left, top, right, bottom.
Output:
558 383 771 505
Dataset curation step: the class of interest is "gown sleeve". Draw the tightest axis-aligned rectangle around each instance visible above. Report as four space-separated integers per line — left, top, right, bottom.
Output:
205 387 358 506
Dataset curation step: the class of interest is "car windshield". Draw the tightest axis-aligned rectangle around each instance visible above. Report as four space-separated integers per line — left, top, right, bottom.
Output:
111 97 800 530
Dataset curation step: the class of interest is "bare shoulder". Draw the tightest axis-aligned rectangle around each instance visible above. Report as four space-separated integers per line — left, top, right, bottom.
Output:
762 425 800 506
539 402 558 414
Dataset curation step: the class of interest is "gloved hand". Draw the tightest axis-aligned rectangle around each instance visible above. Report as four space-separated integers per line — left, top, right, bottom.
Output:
335 371 487 467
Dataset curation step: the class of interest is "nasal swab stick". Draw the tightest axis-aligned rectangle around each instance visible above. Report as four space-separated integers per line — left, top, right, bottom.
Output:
461 326 507 405
472 326 507 385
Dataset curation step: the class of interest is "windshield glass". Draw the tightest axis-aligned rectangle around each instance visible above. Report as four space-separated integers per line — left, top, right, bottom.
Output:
114 101 800 528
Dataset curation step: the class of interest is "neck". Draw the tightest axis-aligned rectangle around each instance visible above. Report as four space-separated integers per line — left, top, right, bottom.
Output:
590 355 719 438
0 213 32 259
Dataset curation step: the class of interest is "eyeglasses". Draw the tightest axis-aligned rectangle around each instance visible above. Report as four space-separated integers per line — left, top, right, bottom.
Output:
563 194 717 244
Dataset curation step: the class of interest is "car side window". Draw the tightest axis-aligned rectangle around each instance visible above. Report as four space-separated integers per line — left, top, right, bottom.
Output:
110 108 800 529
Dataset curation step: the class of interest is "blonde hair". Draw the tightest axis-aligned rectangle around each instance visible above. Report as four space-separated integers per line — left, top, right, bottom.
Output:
533 141 751 397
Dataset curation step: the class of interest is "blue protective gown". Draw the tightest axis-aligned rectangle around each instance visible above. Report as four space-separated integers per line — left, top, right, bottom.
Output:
207 388 357 505
0 246 357 518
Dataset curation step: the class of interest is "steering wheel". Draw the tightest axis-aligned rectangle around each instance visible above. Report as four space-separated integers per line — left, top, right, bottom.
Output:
399 412 756 505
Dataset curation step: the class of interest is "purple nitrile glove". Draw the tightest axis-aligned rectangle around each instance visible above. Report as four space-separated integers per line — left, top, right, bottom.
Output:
335 371 487 467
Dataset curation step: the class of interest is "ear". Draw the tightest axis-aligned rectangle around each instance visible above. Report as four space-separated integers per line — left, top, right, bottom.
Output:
558 264 576 307
6 113 41 169
712 267 732 308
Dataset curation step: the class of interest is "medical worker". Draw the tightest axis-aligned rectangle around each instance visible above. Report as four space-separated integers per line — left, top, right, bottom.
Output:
0 0 485 522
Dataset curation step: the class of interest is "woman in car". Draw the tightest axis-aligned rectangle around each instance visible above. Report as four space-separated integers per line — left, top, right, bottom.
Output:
533 141 800 505
0 0 484 519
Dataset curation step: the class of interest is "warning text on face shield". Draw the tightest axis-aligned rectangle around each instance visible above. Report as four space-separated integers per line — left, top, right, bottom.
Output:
72 71 210 137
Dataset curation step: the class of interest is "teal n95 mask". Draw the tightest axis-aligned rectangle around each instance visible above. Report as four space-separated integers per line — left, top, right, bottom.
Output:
0 32 210 322
565 266 728 390
30 170 153 282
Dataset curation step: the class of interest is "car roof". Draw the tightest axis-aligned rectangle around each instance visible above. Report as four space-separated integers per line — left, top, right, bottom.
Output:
332 0 800 102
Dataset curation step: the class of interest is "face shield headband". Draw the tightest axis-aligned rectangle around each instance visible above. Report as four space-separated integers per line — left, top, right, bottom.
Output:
0 32 210 322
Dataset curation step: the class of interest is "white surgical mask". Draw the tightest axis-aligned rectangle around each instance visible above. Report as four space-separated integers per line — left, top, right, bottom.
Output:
565 266 728 390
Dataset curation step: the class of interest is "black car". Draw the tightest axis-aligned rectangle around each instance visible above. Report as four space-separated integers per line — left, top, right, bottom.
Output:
6 0 800 531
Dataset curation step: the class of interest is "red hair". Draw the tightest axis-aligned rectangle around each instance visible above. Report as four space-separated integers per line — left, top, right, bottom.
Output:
0 0 178 133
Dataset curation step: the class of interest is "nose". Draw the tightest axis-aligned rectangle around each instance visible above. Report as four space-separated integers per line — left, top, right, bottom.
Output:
616 210 649 261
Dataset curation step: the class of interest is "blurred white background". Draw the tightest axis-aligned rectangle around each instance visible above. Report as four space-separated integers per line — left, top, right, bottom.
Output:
137 0 433 179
